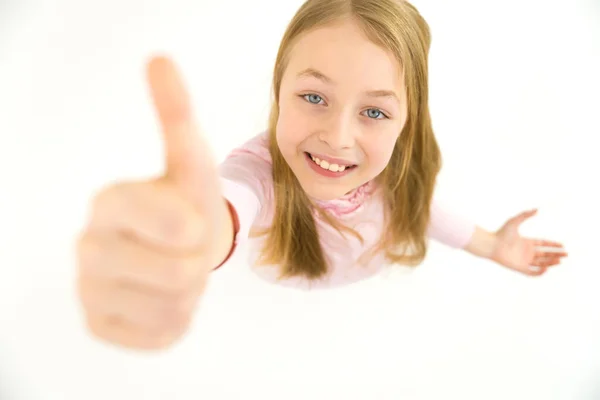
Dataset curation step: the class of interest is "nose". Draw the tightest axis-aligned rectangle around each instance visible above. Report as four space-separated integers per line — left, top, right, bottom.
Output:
318 113 356 150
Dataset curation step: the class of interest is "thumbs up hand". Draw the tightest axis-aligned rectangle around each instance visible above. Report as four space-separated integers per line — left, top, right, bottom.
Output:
76 56 234 350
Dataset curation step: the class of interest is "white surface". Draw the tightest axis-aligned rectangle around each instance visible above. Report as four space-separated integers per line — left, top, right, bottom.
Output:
0 0 599 399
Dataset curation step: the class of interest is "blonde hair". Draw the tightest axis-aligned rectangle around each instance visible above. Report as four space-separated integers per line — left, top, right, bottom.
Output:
253 0 441 281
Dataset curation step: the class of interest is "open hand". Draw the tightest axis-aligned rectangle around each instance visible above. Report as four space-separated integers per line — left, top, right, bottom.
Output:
491 209 568 276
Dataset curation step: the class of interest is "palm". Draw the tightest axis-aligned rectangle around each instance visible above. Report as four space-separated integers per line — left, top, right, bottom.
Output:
491 209 567 276
492 223 536 268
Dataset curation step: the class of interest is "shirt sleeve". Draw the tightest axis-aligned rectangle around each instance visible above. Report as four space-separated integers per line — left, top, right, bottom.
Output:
426 200 476 249
213 135 273 269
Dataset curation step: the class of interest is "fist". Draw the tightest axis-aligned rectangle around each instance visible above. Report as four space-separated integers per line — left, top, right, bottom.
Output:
76 56 233 350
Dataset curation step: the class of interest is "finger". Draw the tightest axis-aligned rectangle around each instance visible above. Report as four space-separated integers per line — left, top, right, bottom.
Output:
534 239 565 249
524 266 547 276
88 180 205 251
84 313 186 351
146 55 222 212
531 255 564 268
78 276 201 331
536 250 568 258
511 208 538 224
77 231 209 293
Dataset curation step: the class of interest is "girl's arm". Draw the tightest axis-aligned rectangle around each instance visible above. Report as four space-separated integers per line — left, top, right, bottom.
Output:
465 209 567 274
462 226 497 259
211 133 272 270
426 201 477 249
212 179 261 270
432 204 567 274
427 200 498 260
427 199 508 259
212 199 239 270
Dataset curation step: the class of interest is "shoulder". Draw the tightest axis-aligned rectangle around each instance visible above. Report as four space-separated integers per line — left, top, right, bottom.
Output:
218 131 273 204
219 130 271 170
224 131 271 164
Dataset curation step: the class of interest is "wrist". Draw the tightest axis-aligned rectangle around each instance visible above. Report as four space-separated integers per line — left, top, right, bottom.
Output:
464 226 499 260
212 200 239 271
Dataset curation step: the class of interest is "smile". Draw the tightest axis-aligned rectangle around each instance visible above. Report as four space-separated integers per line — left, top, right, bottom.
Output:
304 152 357 178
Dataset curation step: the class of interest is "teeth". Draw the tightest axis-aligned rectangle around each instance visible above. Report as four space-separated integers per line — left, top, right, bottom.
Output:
310 154 350 172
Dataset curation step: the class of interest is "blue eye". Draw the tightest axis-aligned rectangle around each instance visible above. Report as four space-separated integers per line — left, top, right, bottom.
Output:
302 93 324 105
364 108 387 119
301 94 388 120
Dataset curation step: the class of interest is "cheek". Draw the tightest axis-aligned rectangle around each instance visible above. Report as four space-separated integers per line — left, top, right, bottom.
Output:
276 99 311 151
279 97 308 129
363 137 397 172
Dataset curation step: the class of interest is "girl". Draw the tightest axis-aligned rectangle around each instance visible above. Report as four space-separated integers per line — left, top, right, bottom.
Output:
77 0 568 349
213 0 567 288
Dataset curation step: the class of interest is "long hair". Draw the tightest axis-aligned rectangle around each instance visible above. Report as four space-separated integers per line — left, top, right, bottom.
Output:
253 0 441 281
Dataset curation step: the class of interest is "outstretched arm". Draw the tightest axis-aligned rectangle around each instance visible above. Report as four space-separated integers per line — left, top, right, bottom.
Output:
463 226 497 259
429 203 568 276
464 208 567 276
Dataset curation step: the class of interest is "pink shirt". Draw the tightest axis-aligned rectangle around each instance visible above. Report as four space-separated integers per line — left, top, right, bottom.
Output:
218 132 475 290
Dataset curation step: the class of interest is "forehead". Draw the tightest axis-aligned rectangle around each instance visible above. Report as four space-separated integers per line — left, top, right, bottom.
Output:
284 19 404 91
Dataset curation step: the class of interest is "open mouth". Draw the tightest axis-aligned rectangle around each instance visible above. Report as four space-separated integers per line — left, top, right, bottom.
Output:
304 152 357 173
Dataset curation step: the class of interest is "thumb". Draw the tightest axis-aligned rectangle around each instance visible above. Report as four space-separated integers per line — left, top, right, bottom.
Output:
146 55 222 212
514 208 538 223
506 208 538 230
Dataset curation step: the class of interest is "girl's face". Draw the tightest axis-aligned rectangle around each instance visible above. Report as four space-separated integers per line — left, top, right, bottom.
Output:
276 18 408 201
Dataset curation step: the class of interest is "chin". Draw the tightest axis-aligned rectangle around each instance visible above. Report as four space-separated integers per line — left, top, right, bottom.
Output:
299 181 354 201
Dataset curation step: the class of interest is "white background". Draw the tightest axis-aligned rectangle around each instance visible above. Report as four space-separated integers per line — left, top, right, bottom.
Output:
1 0 599 399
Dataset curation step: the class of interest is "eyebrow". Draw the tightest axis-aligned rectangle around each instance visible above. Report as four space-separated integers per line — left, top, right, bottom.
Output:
297 68 333 83
297 67 400 103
